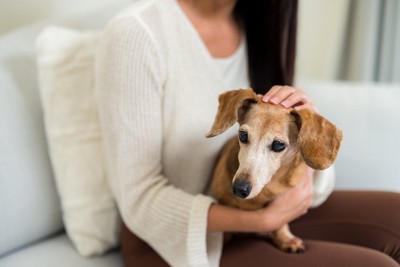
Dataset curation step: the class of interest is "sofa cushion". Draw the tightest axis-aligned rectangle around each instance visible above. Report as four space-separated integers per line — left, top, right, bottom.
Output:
300 80 400 191
36 25 119 256
0 234 122 267
0 0 130 257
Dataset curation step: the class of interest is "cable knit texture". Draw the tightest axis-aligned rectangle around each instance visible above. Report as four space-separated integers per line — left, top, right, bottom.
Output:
95 1 230 266
95 0 335 266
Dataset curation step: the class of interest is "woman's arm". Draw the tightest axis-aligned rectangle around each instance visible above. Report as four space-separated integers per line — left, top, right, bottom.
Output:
95 16 216 267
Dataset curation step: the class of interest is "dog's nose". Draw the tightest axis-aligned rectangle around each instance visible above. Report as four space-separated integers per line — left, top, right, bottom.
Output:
232 180 252 199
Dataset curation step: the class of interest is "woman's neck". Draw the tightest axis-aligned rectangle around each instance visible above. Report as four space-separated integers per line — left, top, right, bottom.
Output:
177 0 237 20
177 0 241 58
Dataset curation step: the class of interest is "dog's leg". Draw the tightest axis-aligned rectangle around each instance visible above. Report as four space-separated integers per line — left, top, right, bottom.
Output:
271 224 305 253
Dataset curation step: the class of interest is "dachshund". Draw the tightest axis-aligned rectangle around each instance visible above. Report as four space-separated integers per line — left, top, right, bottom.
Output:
206 88 343 253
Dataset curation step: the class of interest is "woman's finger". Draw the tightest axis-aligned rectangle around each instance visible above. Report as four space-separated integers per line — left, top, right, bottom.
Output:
266 86 296 105
262 85 283 102
280 90 308 108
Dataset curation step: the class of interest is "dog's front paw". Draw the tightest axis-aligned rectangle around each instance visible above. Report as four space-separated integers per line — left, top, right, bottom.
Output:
272 224 306 253
276 236 305 254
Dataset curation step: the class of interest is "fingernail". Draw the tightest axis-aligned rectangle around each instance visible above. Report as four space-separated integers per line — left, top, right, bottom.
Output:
270 97 279 104
281 101 289 108
262 95 270 102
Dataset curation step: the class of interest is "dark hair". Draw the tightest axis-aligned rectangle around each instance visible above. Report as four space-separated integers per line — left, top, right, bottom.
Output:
234 0 298 95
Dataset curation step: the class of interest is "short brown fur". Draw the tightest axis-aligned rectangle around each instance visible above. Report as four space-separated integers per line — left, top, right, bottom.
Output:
207 89 343 252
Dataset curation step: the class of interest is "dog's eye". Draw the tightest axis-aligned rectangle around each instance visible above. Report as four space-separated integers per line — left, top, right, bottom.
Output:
271 140 286 152
238 131 248 144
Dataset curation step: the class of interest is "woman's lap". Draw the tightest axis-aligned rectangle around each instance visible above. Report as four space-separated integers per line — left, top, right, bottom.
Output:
222 191 400 266
291 190 400 262
121 191 400 266
220 236 398 267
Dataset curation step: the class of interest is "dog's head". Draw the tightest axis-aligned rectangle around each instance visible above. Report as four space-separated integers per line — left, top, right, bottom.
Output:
207 89 343 199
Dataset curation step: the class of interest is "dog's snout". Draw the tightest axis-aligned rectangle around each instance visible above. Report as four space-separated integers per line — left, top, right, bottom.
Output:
232 180 252 199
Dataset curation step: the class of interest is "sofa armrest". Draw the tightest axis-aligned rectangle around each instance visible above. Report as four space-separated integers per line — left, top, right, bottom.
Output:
0 0 130 257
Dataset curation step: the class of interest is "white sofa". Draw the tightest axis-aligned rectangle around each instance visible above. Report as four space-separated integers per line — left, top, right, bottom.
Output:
0 2 128 266
1 2 399 266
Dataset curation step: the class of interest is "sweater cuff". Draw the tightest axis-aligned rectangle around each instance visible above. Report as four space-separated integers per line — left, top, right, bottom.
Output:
311 165 336 207
187 194 223 267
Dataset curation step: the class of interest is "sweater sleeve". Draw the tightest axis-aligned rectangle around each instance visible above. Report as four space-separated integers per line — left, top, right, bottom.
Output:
95 17 219 267
311 165 336 207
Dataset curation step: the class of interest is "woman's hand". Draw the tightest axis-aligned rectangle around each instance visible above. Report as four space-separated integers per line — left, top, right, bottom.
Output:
261 85 317 111
258 167 315 230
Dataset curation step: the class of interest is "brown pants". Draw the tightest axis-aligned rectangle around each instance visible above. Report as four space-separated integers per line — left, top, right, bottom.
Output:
121 191 400 266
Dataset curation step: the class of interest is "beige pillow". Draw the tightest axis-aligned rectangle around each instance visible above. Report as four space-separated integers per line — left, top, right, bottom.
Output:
36 25 119 256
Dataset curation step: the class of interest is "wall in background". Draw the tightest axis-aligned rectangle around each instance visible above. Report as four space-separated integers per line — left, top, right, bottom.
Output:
0 0 118 34
296 0 400 83
0 0 349 82
295 0 350 82
1 0 398 82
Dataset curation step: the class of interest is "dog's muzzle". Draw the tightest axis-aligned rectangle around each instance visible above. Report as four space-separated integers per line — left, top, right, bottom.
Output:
232 179 252 199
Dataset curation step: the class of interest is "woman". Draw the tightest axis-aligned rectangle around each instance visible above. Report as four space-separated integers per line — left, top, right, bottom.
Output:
95 0 400 266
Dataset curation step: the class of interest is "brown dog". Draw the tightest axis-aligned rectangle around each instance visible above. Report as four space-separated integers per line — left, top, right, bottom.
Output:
206 88 343 253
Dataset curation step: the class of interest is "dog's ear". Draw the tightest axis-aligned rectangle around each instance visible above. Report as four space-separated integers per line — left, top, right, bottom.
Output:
291 109 343 170
206 89 258 138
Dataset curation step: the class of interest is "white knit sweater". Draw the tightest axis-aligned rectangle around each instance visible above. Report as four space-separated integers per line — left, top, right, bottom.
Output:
95 0 335 266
